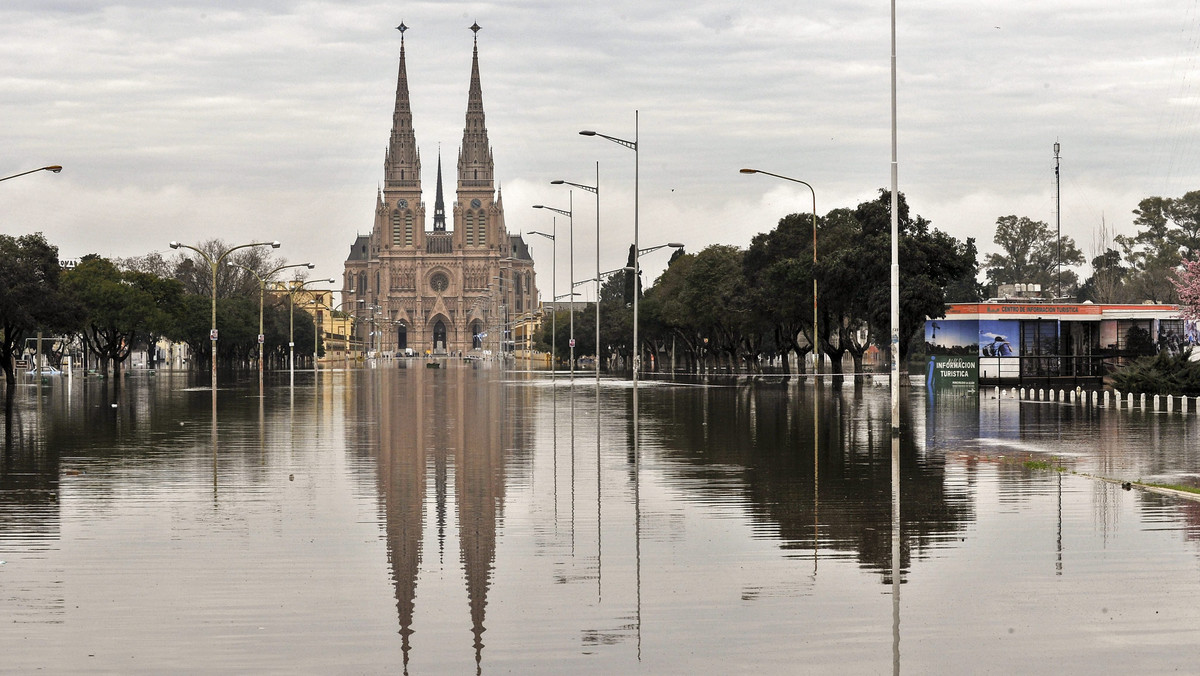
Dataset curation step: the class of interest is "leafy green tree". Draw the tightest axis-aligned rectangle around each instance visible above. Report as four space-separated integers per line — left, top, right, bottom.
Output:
597 269 632 367
855 191 978 367
0 233 79 389
642 251 701 370
62 256 183 378
1110 192 1200 304
744 213 816 374
1077 248 1130 303
1165 190 1200 258
676 245 751 368
984 215 1083 296
817 207 884 376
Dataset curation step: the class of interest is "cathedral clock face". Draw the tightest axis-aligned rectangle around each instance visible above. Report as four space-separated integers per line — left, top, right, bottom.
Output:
429 272 449 293
470 198 482 208
397 199 408 209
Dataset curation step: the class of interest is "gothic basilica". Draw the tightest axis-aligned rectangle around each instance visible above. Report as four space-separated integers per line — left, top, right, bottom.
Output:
343 24 537 355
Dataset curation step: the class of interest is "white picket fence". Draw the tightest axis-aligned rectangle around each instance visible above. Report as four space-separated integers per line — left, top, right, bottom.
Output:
991 386 1197 413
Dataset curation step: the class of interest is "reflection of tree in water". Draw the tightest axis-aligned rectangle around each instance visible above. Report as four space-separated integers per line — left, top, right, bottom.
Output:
639 382 973 582
1 390 63 622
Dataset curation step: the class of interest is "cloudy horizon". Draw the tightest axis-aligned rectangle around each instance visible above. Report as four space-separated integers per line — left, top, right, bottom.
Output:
5 1 1200 299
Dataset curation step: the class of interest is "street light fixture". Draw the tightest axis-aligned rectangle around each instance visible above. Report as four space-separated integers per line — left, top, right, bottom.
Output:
553 166 601 384
0 165 62 182
583 112 648 381
319 297 359 365
529 223 557 372
285 278 336 375
169 239 281 392
740 168 820 378
228 261 313 379
581 113 640 384
637 243 685 256
534 199 575 376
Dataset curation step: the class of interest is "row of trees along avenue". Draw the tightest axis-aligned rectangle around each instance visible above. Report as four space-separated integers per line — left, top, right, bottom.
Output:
0 235 324 390
986 189 1200 305
540 190 980 377
542 186 1200 376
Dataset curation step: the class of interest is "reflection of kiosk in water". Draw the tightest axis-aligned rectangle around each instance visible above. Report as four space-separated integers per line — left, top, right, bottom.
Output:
926 300 1184 388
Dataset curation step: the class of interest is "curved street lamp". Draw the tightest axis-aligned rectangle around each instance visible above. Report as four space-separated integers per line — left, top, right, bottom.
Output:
529 223 557 371
0 165 62 182
169 239 281 391
582 114 640 383
637 243 684 256
285 278 336 375
318 297 361 364
553 167 601 384
534 199 575 376
228 261 313 378
740 168 820 378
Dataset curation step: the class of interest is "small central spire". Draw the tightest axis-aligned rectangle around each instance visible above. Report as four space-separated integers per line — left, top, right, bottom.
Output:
434 147 446 232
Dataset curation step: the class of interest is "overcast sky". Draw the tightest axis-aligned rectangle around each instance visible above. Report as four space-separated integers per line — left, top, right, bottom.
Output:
4 1 1200 300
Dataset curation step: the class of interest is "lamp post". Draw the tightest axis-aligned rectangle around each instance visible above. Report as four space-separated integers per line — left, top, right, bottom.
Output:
534 199 575 376
0 165 62 182
169 239 281 391
306 297 339 370
579 266 634 373
7 164 62 382
553 165 600 384
320 298 357 364
739 168 819 377
581 114 639 382
286 278 335 375
529 223 557 371
364 304 384 359
1054 141 1061 300
351 299 366 361
228 261 313 378
890 0 901 433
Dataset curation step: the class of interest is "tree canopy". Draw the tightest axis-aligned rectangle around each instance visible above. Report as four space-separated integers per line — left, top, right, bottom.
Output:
0 233 79 388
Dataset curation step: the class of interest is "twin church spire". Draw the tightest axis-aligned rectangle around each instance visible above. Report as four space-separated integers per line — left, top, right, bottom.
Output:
384 22 495 231
385 23 419 190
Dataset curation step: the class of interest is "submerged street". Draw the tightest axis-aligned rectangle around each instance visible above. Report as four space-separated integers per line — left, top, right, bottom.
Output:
3 363 1200 674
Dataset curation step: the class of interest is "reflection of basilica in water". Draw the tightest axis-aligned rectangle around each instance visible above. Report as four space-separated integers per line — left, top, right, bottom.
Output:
368 364 528 672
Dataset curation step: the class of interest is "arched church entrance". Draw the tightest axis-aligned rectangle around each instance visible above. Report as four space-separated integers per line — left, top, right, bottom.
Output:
432 320 447 354
470 320 483 349
397 323 407 350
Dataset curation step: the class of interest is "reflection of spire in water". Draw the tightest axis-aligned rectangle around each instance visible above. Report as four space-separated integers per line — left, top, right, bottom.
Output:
457 367 505 671
377 366 426 672
437 429 448 564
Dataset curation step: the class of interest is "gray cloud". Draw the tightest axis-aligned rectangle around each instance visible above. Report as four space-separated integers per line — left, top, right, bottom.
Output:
3 1 1199 292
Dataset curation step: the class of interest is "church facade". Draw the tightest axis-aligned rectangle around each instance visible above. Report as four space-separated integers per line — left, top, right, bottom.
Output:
343 25 537 355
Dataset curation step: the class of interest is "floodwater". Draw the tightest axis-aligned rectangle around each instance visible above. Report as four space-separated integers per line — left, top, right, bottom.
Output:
3 364 1200 674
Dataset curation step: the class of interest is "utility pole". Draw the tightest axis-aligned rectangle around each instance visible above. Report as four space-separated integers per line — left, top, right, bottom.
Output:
1054 141 1061 300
